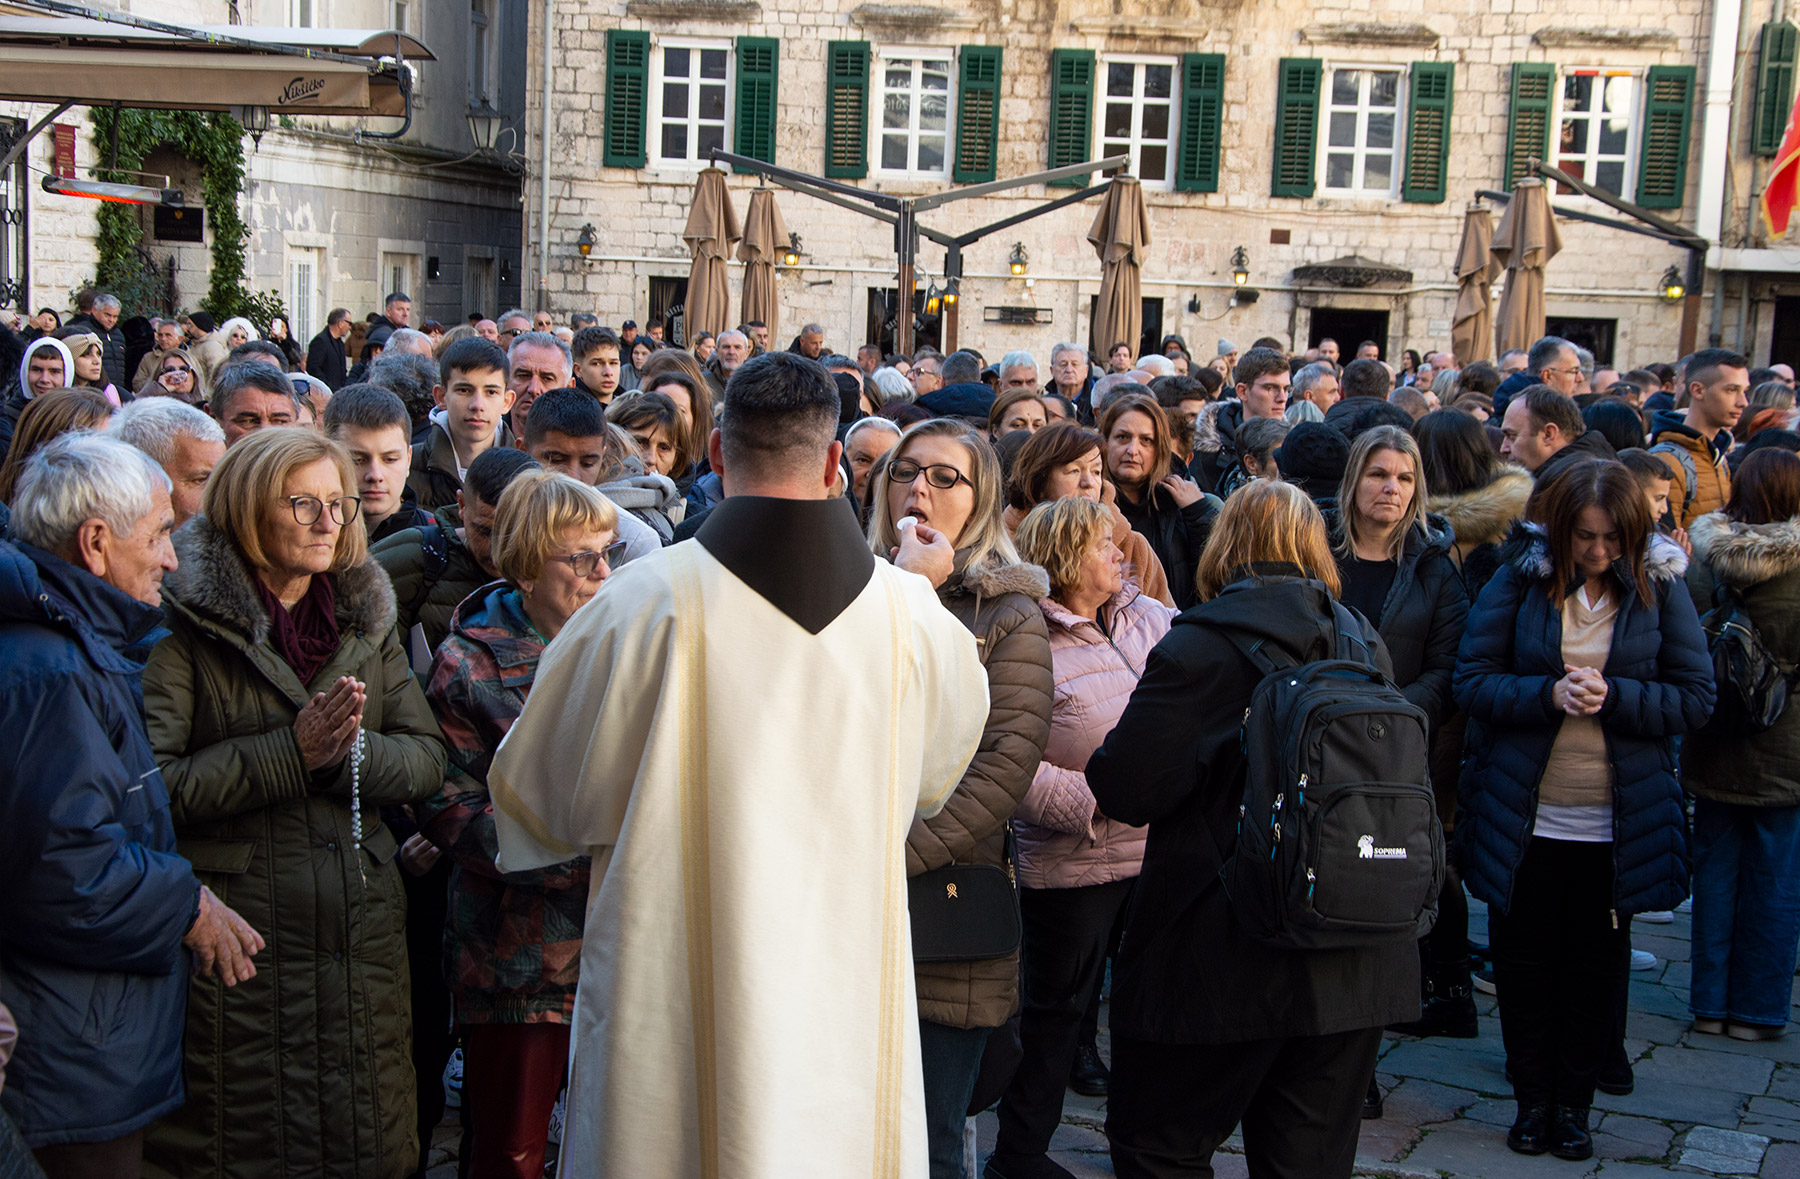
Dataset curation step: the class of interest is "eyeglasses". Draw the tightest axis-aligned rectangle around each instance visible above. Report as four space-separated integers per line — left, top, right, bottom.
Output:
161 365 193 379
546 540 629 578
888 459 971 491
1546 366 1584 377
286 495 362 526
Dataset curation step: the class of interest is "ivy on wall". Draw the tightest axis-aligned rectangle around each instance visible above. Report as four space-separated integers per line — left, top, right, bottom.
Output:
87 107 270 320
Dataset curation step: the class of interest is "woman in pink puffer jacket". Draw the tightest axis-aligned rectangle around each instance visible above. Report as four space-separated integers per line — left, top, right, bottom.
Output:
989 497 1178 1179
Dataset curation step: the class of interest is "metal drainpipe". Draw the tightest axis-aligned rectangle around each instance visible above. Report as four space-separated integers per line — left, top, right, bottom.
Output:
1710 0 1759 348
537 0 553 312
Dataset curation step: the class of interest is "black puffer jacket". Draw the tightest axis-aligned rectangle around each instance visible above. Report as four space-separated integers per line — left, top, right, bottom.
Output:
1324 509 1471 732
1087 567 1419 1043
1115 484 1222 611
1189 399 1244 494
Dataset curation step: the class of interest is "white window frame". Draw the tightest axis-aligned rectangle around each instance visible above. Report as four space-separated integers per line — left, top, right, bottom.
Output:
1094 54 1179 192
468 0 495 104
1318 63 1406 197
288 0 315 27
464 249 496 322
649 37 735 171
1551 66 1640 201
379 249 421 304
286 246 324 344
870 46 956 181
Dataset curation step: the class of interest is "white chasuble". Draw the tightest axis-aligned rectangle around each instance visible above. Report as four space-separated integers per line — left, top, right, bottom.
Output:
490 539 987 1178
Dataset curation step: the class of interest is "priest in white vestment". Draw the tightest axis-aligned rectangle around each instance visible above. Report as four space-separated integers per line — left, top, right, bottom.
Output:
490 352 989 1179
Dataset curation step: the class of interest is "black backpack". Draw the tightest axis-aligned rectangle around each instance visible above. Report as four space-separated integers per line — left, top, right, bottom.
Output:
1699 582 1794 736
1218 601 1445 951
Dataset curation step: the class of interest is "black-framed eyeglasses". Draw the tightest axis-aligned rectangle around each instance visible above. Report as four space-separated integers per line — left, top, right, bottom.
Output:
546 539 628 579
287 495 362 526
889 459 971 491
161 365 193 379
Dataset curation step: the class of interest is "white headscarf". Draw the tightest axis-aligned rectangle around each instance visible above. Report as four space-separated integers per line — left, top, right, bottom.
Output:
219 317 260 346
16 336 75 400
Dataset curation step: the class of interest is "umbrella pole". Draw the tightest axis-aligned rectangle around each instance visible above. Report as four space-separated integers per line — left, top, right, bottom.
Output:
942 244 962 354
896 206 916 356
1679 248 1705 356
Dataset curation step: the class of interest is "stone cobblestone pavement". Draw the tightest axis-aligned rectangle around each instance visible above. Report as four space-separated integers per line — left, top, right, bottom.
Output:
967 897 1800 1178
425 895 1800 1178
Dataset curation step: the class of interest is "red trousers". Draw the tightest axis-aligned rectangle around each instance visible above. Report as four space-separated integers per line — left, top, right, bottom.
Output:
461 1022 572 1179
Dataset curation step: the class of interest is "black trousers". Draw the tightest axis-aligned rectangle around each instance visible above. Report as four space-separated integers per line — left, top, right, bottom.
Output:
1490 837 1630 1110
1105 1026 1383 1179
995 879 1135 1156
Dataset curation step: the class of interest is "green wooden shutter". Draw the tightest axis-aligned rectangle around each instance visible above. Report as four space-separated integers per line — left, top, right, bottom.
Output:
1637 65 1696 209
734 36 779 169
954 46 1003 183
1401 62 1454 203
1753 22 1798 157
825 41 870 178
1175 53 1225 193
1047 49 1095 187
1503 62 1554 189
1271 58 1321 198
603 29 649 169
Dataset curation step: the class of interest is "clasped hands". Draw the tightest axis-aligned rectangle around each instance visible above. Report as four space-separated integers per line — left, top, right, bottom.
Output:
1552 663 1609 717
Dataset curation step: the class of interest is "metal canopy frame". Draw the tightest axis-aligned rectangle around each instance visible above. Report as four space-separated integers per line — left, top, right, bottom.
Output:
1479 157 1708 354
709 148 1129 353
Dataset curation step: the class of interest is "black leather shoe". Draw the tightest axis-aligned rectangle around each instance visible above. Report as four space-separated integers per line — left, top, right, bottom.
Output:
1549 1106 1593 1161
1506 1105 1551 1155
1596 1054 1635 1096
1388 988 1480 1038
1067 1044 1109 1098
1363 1076 1384 1120
984 1153 1077 1179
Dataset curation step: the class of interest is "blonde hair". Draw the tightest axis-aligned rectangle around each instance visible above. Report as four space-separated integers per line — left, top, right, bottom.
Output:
1014 496 1110 601
202 426 366 574
867 418 1020 581
491 469 619 585
1195 479 1341 600
1335 425 1428 561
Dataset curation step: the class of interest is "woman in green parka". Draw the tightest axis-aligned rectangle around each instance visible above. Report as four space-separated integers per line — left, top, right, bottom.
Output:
140 427 448 1179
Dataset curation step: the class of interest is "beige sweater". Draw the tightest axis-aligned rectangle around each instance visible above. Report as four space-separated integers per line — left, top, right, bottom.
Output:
1539 587 1618 808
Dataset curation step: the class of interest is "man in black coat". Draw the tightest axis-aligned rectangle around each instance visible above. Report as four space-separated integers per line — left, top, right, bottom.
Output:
65 291 128 391
1500 385 1617 483
306 307 352 390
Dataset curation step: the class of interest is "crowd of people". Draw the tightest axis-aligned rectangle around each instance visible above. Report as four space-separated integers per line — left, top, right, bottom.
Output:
0 283 1792 1179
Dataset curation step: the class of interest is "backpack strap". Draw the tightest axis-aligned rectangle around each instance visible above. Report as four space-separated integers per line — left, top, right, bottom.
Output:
1649 441 1700 513
1328 600 1379 666
407 524 449 622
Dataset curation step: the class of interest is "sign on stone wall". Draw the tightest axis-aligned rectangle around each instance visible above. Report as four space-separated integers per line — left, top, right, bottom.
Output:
50 124 75 179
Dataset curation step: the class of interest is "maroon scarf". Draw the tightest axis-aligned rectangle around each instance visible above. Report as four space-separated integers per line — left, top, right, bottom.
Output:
255 573 341 685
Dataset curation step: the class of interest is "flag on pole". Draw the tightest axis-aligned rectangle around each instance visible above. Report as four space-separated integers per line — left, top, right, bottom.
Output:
1762 84 1800 236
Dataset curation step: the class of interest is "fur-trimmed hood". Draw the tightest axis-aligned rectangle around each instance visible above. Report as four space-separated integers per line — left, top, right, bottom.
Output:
1192 398 1242 457
1507 520 1689 585
1690 511 1800 587
164 514 398 645
948 555 1052 603
1427 468 1532 550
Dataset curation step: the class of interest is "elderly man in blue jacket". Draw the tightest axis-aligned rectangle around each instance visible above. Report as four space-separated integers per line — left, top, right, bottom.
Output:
0 433 262 1177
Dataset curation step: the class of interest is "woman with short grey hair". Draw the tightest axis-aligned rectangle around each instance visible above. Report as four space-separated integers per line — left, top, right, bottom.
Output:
869 365 915 406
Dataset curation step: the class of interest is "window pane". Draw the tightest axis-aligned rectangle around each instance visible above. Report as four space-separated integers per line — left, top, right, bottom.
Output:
882 134 909 170
1367 112 1394 150
664 82 688 118
700 49 726 79
1108 62 1134 96
1104 100 1133 139
918 136 945 172
1599 118 1628 155
920 94 947 130
921 62 950 90
699 84 725 120
663 124 688 159
1333 70 1361 105
1596 160 1625 194
1364 152 1391 190
883 93 910 129
1144 64 1172 99
1140 144 1168 179
698 124 723 157
1102 138 1131 162
1326 153 1354 188
1562 116 1589 155
1141 103 1168 140
1565 74 1592 108
665 47 689 77
1370 72 1398 108
1328 111 1357 147
887 64 912 88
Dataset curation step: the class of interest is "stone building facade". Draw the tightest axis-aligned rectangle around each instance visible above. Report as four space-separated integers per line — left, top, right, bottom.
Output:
0 0 527 336
526 0 1800 369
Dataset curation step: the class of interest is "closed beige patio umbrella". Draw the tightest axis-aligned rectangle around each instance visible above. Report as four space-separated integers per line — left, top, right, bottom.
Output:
682 167 741 342
738 187 790 345
1451 205 1501 366
1490 179 1562 358
1087 177 1151 361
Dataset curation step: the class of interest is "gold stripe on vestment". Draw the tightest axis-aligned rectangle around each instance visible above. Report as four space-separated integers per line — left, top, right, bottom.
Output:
673 548 720 1179
874 571 905 1177
489 767 579 857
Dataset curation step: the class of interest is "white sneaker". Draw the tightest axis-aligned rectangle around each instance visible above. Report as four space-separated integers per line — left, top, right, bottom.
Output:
442 1047 463 1109
1630 949 1658 971
547 1089 566 1145
1638 910 1675 924
1677 897 1694 914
